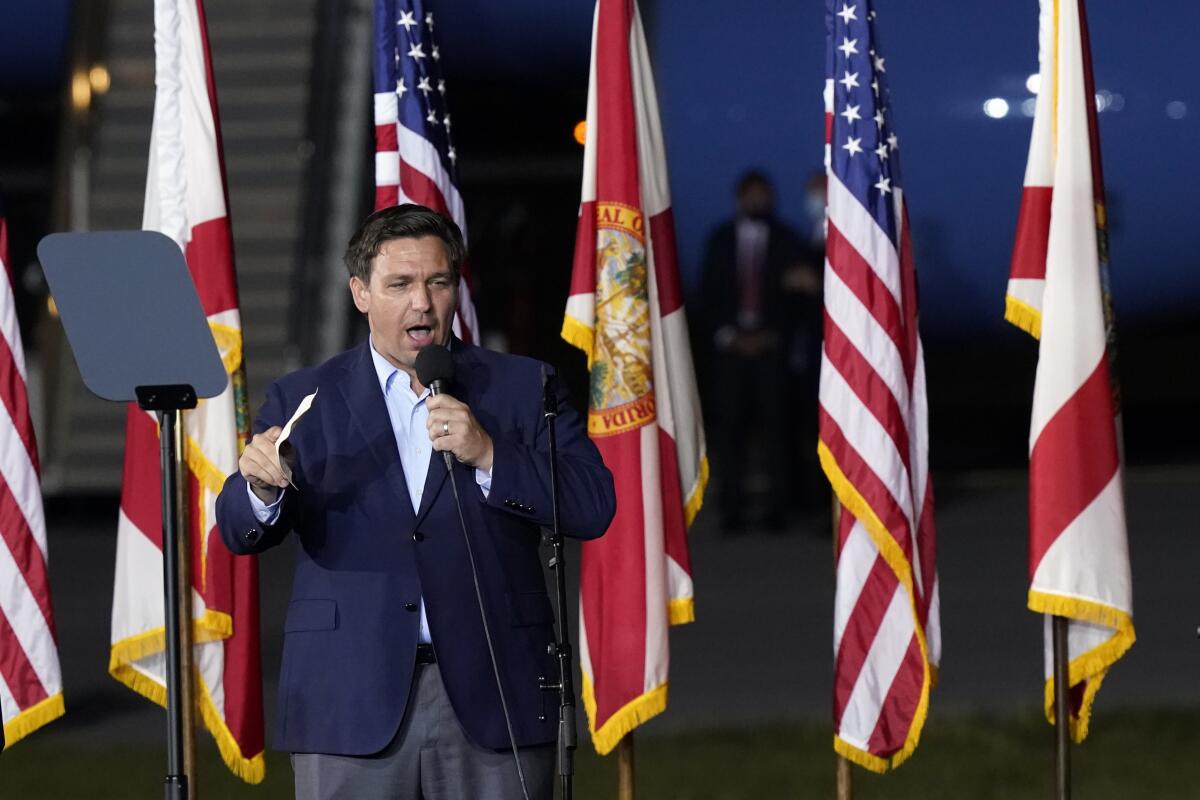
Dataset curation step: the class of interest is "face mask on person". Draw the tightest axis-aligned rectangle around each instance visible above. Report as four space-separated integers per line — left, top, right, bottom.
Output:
805 193 825 221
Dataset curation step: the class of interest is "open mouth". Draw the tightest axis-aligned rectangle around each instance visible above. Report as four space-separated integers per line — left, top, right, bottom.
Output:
406 325 434 344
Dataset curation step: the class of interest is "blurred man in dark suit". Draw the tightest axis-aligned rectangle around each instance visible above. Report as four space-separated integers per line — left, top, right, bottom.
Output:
696 170 821 532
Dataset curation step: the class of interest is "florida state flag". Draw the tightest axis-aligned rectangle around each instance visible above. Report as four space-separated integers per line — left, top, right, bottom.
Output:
1006 0 1134 741
109 0 264 780
563 0 707 755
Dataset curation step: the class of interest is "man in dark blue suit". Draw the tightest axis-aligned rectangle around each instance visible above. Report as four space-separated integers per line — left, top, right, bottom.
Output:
215 205 615 799
694 170 821 532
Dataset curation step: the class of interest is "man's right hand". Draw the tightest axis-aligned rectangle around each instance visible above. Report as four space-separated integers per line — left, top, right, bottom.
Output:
239 426 289 503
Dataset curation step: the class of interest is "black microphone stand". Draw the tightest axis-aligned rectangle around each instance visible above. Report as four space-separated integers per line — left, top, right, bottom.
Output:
537 366 577 800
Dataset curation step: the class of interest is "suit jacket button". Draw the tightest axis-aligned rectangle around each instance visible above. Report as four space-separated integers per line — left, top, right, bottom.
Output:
412 531 424 542
405 602 418 612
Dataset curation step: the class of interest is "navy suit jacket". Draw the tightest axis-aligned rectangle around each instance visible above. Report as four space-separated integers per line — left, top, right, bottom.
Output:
696 216 807 339
215 340 615 755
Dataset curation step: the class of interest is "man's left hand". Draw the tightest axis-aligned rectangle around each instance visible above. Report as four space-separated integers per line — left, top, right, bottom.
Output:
426 393 494 471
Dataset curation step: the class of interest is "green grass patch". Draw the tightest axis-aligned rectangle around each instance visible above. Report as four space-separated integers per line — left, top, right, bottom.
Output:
2 709 1195 798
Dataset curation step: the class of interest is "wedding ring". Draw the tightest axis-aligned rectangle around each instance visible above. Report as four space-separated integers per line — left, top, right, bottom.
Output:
442 421 450 436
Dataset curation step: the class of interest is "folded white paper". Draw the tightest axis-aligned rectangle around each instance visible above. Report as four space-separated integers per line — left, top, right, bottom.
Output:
276 388 317 487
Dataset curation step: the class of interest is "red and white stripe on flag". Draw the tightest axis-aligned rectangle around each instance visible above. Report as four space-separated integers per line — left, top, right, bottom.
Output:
373 0 477 343
821 0 939 771
1005 0 1056 337
563 0 707 756
0 201 65 748
109 0 265 781
1008 0 1134 742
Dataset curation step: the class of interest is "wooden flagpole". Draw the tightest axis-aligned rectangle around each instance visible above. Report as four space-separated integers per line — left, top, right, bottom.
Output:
833 498 852 800
1052 615 1071 800
836 754 853 800
617 732 635 800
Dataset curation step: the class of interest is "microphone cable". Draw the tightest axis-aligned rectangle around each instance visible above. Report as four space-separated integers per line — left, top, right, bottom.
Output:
417 344 531 799
444 458 533 800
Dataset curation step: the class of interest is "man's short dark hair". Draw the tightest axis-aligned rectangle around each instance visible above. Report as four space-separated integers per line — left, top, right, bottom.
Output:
735 169 773 197
343 203 466 284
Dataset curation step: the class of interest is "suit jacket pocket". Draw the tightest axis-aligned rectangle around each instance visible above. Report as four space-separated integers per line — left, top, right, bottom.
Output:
284 598 338 632
506 591 553 628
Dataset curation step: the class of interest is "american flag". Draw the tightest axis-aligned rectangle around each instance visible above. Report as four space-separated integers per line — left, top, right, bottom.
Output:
373 0 477 342
820 0 939 771
0 188 65 747
1007 0 1133 741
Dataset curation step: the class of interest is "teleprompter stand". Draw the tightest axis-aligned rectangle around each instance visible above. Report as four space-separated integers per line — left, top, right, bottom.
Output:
38 231 229 800
138 384 198 800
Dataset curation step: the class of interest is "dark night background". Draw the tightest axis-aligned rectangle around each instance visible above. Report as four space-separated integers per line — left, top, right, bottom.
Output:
6 0 1196 469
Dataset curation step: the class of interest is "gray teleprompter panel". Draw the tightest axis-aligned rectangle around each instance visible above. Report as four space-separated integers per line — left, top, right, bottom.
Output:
37 230 228 402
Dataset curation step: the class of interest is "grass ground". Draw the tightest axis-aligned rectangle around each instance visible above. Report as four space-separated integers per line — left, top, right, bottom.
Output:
1 708 1194 799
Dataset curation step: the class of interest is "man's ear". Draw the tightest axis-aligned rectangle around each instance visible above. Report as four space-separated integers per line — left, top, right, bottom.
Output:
349 276 369 313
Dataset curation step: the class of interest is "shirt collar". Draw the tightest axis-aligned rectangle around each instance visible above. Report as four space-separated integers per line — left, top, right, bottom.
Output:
736 216 769 237
368 336 452 399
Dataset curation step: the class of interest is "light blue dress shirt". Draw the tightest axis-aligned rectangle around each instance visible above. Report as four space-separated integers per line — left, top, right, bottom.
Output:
248 338 493 645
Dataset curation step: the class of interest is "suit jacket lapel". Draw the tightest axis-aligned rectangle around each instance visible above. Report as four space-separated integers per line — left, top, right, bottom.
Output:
338 342 415 519
415 453 451 528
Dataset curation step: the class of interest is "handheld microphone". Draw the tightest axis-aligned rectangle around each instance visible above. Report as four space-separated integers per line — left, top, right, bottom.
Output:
414 345 456 470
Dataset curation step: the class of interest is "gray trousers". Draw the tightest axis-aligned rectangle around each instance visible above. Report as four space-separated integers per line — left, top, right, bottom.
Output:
292 663 554 800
